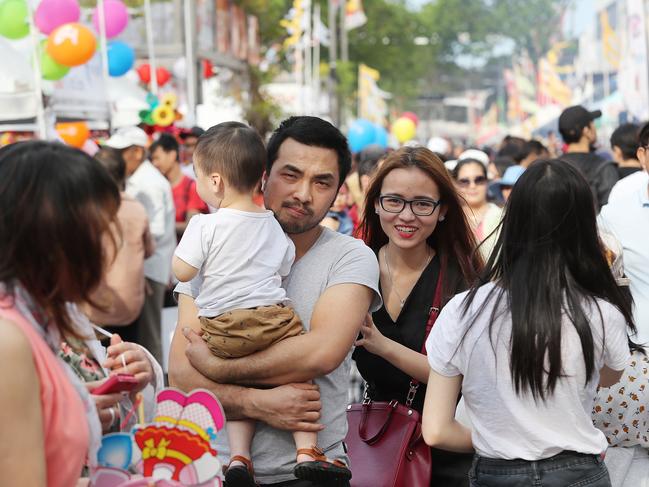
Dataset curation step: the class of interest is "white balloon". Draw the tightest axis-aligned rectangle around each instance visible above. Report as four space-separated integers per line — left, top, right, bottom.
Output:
173 57 187 80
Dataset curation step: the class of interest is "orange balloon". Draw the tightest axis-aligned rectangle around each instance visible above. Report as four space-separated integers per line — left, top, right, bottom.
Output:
47 23 97 67
56 121 90 148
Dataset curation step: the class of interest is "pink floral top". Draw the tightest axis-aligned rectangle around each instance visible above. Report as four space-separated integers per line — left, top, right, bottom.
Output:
592 350 649 448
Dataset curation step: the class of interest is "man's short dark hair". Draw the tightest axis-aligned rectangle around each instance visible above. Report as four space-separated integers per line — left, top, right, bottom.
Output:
497 135 526 162
95 147 126 189
149 133 179 160
267 116 352 188
521 139 548 160
610 123 640 160
358 144 387 179
194 122 266 192
639 121 649 148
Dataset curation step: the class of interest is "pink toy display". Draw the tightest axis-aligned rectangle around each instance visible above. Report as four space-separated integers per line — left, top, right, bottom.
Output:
90 388 226 487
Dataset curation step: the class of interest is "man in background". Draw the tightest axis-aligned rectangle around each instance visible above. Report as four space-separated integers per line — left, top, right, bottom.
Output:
599 121 649 343
610 123 642 180
105 126 175 363
179 126 205 179
558 105 618 209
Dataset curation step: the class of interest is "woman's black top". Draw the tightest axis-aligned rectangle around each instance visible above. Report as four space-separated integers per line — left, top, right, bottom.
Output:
352 254 472 487
353 255 440 412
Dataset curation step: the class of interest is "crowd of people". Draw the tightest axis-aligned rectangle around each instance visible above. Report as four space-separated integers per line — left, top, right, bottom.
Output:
0 104 648 487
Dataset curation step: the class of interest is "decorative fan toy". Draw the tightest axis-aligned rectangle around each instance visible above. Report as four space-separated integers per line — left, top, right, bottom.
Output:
91 388 226 487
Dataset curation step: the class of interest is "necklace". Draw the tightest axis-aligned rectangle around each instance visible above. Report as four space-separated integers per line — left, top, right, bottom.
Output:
384 246 432 308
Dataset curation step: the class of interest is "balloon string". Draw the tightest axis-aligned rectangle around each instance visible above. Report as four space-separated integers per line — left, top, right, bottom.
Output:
120 393 143 430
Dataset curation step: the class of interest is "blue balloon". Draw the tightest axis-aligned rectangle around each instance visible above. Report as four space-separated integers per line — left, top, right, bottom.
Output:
372 124 388 148
107 41 135 77
348 119 376 153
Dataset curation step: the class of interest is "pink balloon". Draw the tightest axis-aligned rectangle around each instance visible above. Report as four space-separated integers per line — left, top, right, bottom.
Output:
92 0 129 39
401 111 420 126
34 0 81 35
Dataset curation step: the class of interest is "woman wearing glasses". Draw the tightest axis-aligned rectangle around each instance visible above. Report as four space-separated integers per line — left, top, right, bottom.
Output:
353 147 482 486
452 158 502 260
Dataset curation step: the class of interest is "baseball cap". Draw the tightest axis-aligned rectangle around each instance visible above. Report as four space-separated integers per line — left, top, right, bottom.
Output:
558 105 601 139
179 126 205 139
458 149 489 168
104 126 148 150
427 136 450 155
497 165 525 187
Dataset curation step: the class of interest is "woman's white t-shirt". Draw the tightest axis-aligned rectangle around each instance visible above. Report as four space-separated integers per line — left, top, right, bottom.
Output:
426 282 630 461
174 209 294 317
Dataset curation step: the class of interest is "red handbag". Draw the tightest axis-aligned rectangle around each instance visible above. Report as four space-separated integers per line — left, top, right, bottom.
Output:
345 269 444 487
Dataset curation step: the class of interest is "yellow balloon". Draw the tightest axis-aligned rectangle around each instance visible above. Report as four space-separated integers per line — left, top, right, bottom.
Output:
392 117 417 143
151 105 174 127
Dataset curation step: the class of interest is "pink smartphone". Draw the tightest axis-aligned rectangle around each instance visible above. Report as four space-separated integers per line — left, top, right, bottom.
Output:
91 374 138 395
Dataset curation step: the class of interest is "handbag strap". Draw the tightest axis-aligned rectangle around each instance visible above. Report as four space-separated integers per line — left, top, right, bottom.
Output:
405 263 444 407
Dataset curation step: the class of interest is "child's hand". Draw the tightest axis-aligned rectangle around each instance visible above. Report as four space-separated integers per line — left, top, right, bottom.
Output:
103 334 154 393
183 327 223 381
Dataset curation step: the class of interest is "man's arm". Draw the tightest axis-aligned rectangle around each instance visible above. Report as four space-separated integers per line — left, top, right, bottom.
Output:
169 293 323 431
185 283 374 385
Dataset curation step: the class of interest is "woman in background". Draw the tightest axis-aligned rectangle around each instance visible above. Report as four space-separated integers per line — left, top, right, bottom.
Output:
452 158 502 260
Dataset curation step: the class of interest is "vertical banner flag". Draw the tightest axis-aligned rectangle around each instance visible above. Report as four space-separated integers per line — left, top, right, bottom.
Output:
358 63 390 125
216 0 230 54
600 9 621 69
345 0 367 30
247 15 261 65
619 0 649 120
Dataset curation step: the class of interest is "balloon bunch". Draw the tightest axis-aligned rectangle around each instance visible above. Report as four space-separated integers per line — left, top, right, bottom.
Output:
136 63 172 87
55 120 90 148
139 92 182 128
347 119 389 153
0 0 134 81
391 112 419 144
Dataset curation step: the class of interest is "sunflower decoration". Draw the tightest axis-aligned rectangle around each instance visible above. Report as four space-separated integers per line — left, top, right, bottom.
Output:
139 92 183 128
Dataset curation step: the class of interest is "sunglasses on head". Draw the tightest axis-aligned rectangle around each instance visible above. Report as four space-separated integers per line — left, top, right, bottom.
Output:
456 176 488 188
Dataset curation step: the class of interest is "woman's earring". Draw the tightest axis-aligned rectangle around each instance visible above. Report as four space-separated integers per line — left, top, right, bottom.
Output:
439 215 445 222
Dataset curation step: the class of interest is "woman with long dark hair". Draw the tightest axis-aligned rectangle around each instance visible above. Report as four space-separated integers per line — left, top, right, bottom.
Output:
353 146 482 485
422 160 634 486
0 141 120 486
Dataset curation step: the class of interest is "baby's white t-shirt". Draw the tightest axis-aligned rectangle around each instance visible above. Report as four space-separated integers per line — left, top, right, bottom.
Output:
426 282 630 461
174 209 294 317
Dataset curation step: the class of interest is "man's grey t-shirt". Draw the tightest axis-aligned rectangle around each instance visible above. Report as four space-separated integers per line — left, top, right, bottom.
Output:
175 227 381 484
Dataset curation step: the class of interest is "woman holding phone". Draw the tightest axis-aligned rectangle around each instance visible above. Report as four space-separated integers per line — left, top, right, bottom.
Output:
0 141 120 486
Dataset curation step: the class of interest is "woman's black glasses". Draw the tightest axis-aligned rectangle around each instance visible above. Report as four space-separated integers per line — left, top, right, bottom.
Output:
378 195 441 216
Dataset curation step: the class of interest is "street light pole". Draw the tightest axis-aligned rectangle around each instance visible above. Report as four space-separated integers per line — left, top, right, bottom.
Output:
328 0 338 125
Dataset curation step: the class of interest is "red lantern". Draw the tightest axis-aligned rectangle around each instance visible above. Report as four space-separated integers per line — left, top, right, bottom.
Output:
136 63 151 83
401 111 419 126
202 59 214 79
156 67 171 86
